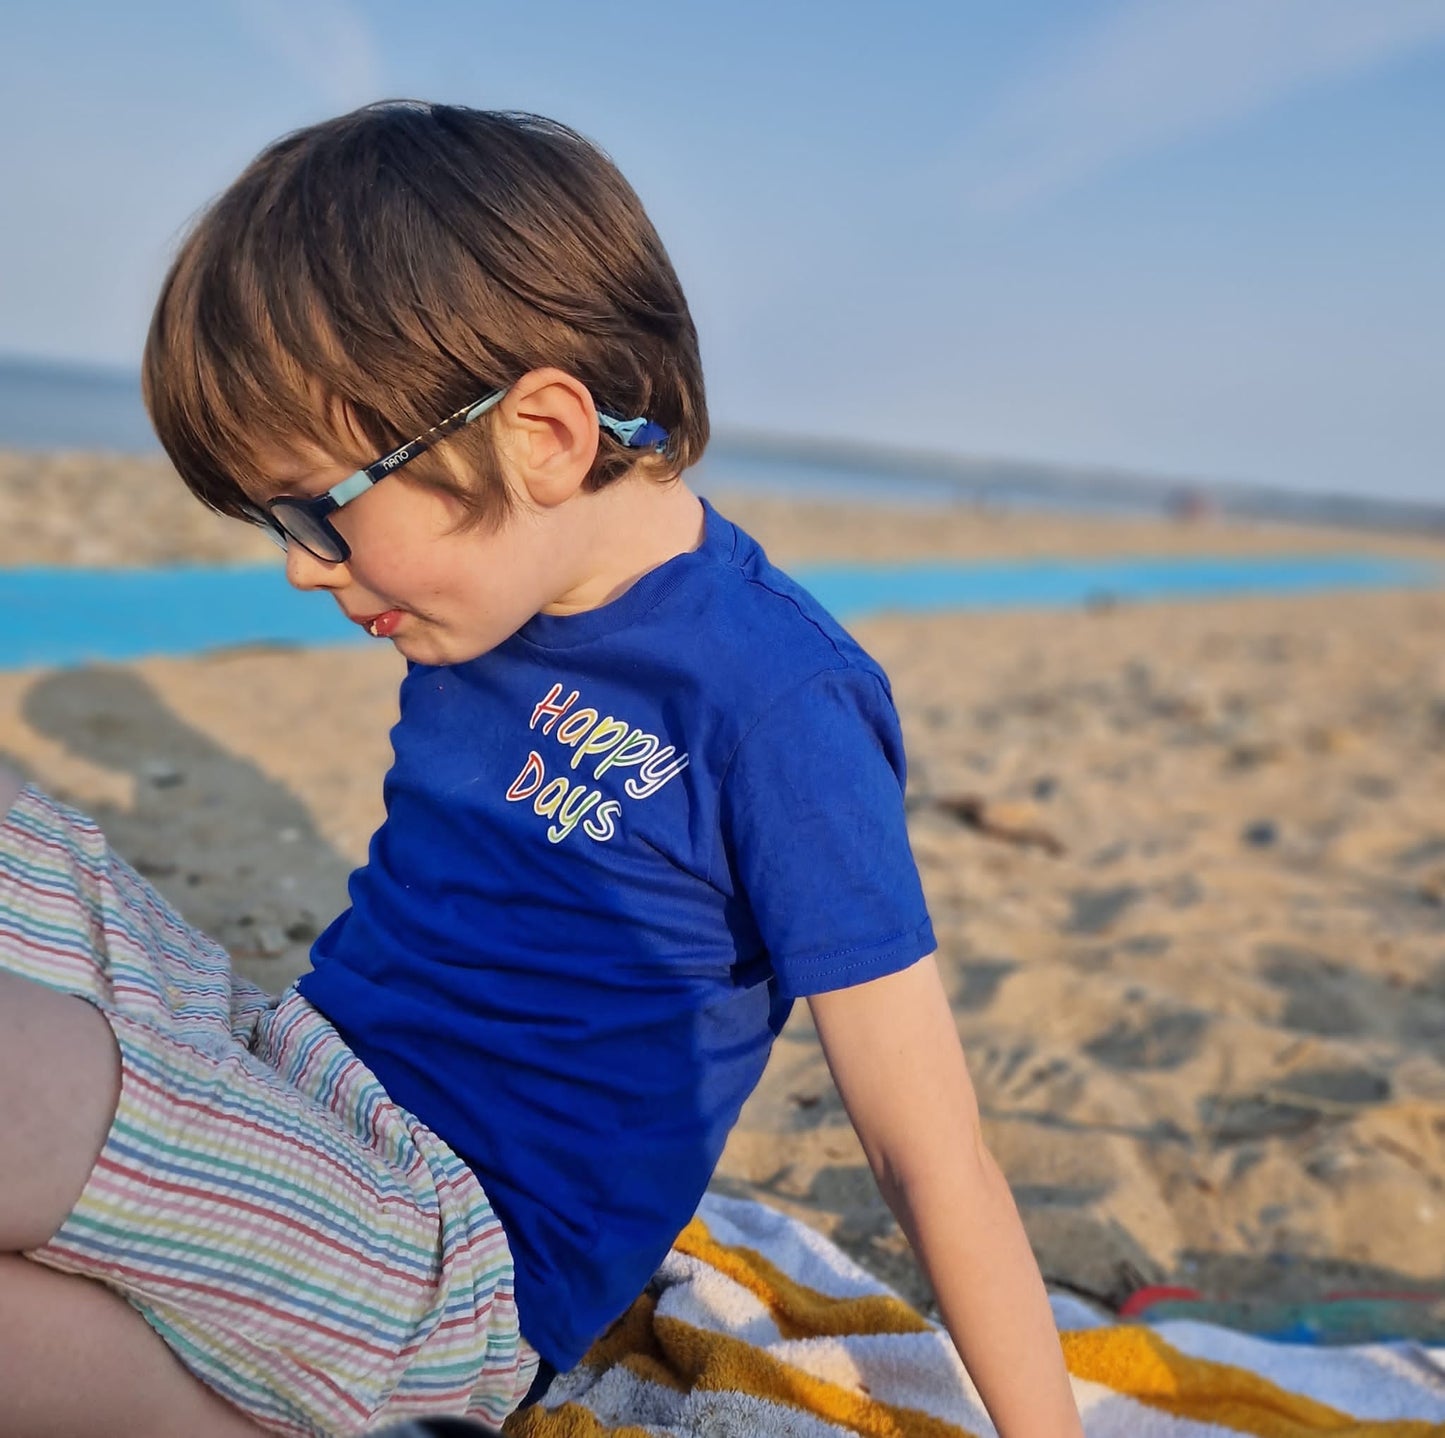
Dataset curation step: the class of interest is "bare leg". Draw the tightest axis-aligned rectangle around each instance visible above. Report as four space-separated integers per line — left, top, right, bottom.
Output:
0 972 120 1251
0 1256 268 1437
2 799 289 1436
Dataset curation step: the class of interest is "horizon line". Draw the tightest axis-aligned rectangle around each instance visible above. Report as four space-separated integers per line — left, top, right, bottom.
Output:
3 351 1441 536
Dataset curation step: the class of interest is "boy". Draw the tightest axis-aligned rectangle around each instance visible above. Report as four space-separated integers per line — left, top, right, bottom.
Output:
0 103 1082 1437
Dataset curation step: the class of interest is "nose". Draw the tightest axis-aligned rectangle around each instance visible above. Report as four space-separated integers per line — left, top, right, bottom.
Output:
284 543 348 592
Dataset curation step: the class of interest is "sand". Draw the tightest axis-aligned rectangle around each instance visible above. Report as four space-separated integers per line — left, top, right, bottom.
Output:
3 450 1444 1323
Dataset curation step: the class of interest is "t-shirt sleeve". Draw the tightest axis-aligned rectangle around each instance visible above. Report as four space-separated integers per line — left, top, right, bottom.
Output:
717 665 936 999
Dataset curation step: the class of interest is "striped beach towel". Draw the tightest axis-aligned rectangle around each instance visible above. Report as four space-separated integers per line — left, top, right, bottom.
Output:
507 1193 1445 1437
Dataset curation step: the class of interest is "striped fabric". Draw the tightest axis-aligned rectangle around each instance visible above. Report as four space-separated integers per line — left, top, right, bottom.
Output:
512 1193 1445 1438
0 784 538 1436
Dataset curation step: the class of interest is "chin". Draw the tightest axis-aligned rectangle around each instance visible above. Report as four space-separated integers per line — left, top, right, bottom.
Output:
396 631 497 668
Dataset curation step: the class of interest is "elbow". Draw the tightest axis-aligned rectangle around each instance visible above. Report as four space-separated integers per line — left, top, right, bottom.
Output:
871 1119 1001 1216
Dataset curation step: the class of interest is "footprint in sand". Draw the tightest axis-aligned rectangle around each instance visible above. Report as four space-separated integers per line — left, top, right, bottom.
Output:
1256 942 1445 1047
1084 1007 1210 1072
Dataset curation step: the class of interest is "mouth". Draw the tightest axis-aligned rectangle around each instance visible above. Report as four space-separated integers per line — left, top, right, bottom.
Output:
351 609 405 639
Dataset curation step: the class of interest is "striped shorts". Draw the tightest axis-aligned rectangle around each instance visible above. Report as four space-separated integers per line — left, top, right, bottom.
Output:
0 780 539 1436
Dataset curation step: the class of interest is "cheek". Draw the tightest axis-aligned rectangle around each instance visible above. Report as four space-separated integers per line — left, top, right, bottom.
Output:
356 492 541 618
401 543 508 620
349 511 459 595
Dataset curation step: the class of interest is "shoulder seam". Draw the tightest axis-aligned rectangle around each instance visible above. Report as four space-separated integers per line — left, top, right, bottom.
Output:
728 567 851 668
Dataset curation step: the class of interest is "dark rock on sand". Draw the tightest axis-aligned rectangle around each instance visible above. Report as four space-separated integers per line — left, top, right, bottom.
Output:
1066 885 1144 934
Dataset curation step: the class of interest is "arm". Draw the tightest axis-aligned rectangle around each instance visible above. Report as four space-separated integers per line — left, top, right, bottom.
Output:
809 955 1083 1438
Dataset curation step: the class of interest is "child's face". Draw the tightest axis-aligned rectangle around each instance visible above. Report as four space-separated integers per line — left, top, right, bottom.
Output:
250 441 573 667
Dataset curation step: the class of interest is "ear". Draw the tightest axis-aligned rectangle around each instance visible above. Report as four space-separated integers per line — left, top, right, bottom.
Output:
496 368 601 508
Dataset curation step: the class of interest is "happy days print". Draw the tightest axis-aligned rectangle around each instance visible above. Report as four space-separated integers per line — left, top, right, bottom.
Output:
505 682 691 844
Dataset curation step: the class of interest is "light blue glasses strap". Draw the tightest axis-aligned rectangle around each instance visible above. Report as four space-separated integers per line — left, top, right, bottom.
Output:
473 388 668 450
598 412 669 450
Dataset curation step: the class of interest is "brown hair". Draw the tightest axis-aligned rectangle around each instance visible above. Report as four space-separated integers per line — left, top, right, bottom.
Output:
143 102 708 527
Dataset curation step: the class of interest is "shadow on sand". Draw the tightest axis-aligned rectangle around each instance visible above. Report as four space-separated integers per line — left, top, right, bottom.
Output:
4 665 357 990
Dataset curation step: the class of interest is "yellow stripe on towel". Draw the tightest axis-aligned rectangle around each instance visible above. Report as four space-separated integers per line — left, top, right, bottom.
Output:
510 1312 976 1438
659 1311 978 1437
674 1216 934 1340
509 1218 973 1438
1064 1326 1443 1437
507 1399 657 1438
506 1204 1443 1437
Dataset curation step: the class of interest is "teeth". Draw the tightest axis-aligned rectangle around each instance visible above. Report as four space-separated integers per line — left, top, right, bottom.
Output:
368 619 380 637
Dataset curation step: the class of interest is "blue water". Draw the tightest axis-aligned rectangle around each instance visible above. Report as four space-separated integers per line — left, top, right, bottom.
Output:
4 554 1441 671
800 554 1445 615
2 357 1441 670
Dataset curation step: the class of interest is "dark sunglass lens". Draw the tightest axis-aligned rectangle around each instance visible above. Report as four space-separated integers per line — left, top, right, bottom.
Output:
239 504 289 552
269 500 345 563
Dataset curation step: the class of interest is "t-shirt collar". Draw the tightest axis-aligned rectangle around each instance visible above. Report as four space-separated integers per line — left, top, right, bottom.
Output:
515 496 731 651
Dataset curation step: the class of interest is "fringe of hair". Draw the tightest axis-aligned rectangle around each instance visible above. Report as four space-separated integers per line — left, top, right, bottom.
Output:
143 102 708 528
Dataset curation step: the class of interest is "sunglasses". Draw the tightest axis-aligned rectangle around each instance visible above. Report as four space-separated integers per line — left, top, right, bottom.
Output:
243 388 670 563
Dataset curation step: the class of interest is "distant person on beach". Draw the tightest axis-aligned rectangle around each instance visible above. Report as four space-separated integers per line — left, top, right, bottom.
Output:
0 104 1082 1438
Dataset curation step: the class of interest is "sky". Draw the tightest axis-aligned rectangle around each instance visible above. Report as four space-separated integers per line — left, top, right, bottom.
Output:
3 0 1444 502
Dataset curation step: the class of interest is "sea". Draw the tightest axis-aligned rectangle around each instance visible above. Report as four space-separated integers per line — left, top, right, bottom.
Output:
3 355 1442 671
6 353 1444 529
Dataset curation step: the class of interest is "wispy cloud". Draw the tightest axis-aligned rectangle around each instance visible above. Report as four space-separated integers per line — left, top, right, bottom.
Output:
231 0 381 111
960 0 1445 213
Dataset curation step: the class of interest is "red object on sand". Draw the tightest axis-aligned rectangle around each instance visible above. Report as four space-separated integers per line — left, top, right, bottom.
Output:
1118 1285 1202 1318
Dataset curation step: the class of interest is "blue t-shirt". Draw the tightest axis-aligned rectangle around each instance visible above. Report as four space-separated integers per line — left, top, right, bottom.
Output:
298 501 935 1369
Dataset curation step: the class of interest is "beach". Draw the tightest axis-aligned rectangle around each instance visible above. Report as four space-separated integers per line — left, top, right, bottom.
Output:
3 449 1443 1323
